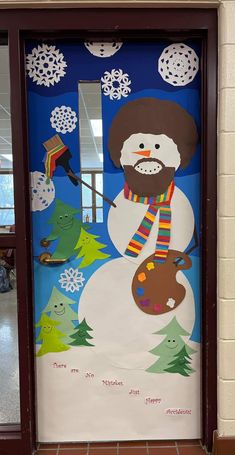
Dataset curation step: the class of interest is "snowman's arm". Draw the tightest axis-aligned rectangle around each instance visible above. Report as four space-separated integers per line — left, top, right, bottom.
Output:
46 231 59 241
174 224 198 266
185 224 199 256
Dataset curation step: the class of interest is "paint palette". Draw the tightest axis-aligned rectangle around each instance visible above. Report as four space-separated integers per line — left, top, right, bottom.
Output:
131 249 192 315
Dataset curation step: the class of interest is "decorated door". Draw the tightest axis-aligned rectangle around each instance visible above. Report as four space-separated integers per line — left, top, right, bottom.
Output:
26 38 201 442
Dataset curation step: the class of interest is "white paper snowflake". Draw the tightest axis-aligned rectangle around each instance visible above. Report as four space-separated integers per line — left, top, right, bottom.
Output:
50 106 78 134
26 44 67 87
166 298 176 309
84 41 123 58
30 171 55 212
101 69 131 100
59 268 85 293
158 43 199 86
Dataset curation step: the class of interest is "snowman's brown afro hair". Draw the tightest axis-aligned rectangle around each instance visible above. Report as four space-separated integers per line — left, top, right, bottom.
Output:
108 98 198 169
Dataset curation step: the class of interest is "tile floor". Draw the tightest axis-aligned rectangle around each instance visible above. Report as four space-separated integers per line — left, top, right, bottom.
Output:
0 287 20 424
35 440 208 455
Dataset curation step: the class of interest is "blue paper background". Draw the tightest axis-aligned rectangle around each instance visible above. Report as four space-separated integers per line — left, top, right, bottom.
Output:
26 39 201 342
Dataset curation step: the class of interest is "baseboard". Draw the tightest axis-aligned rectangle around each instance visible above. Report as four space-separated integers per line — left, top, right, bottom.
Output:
213 430 235 455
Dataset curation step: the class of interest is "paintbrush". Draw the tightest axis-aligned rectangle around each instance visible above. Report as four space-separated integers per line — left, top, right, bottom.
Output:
43 134 116 208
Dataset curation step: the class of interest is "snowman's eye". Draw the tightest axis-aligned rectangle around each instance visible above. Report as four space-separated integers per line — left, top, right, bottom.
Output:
155 144 160 149
139 143 145 149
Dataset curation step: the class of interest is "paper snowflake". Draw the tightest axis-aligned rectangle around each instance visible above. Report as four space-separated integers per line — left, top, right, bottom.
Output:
84 41 123 58
158 43 199 86
101 69 131 100
50 106 78 134
26 44 67 87
30 171 55 212
59 268 85 293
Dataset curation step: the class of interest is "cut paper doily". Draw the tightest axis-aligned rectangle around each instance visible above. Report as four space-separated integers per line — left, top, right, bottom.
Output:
50 106 78 134
26 44 67 87
84 41 123 58
158 43 199 86
30 171 55 212
59 267 85 293
101 69 131 100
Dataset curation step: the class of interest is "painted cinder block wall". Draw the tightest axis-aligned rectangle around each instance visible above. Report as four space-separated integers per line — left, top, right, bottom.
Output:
218 0 235 437
1 0 235 440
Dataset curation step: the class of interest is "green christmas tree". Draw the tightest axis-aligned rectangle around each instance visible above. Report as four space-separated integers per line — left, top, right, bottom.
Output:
75 227 110 268
146 317 196 374
69 318 94 347
36 313 70 357
46 199 87 260
165 345 195 377
43 286 78 343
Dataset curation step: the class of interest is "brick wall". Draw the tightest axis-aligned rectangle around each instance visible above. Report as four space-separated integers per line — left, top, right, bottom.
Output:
1 0 235 439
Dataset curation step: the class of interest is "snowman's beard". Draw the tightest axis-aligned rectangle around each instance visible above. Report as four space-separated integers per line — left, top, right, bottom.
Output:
123 162 175 197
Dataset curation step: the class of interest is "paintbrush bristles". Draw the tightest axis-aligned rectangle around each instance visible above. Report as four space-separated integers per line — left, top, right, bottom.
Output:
43 134 65 153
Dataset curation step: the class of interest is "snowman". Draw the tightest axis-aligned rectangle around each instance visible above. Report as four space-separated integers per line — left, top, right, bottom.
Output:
79 97 199 369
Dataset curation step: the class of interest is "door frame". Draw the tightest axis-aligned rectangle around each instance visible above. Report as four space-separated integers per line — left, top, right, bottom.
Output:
0 7 217 455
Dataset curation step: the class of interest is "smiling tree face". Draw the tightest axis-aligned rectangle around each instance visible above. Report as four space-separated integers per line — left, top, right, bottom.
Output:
35 313 70 357
42 323 53 334
75 227 110 268
48 199 80 233
146 317 196 374
43 286 78 343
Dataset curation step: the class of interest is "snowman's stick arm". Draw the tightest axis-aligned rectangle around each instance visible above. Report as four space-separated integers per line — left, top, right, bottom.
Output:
52 145 116 208
67 170 116 208
174 225 199 266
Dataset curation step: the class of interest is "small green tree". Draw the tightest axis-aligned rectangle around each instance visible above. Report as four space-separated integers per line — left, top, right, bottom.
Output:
146 317 196 374
165 345 195 376
43 286 78 343
36 313 70 357
69 318 94 347
75 227 110 268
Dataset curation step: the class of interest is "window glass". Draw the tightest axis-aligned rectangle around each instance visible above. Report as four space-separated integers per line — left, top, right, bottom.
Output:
82 208 93 224
0 44 14 233
96 208 103 223
95 173 103 207
81 174 92 207
78 82 103 223
0 42 19 425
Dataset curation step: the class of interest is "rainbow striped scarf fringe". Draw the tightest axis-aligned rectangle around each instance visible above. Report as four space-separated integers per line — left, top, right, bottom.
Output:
124 181 175 263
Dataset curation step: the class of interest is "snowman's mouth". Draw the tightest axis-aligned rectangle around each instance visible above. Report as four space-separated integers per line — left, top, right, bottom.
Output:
123 162 175 197
134 158 163 175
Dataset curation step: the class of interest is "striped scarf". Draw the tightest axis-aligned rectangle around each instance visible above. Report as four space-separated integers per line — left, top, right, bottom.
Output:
124 181 175 263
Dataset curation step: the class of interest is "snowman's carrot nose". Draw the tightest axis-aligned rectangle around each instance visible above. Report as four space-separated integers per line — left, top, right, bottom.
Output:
133 150 151 157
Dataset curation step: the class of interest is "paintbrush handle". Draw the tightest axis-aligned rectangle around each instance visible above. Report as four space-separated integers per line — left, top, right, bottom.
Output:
67 170 116 208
